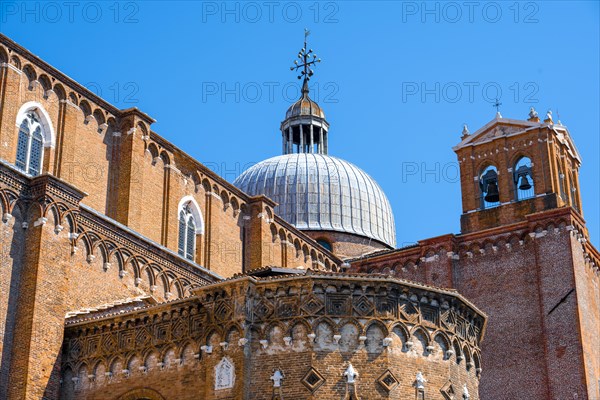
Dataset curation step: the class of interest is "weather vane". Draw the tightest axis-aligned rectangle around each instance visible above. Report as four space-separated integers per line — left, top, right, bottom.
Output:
290 28 321 86
492 98 502 113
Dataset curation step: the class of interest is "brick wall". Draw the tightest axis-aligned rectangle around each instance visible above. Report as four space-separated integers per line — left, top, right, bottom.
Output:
573 236 600 399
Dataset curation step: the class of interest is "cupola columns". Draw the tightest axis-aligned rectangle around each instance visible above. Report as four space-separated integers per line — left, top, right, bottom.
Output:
282 122 328 155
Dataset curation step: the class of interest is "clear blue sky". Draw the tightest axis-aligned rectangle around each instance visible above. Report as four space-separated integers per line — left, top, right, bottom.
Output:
2 1 598 246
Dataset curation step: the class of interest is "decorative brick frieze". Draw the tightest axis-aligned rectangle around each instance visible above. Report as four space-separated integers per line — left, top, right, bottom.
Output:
61 272 485 398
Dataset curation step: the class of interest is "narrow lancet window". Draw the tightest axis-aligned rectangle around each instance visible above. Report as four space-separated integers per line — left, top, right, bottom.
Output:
15 112 45 176
178 204 196 261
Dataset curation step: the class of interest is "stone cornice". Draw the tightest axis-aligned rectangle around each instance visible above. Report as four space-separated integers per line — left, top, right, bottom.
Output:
0 159 86 205
120 107 156 125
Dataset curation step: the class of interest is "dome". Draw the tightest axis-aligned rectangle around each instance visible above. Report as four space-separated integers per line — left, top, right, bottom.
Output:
285 94 325 119
233 153 396 247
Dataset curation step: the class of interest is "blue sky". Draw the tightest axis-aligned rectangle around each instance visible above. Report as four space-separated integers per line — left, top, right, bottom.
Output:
2 1 599 245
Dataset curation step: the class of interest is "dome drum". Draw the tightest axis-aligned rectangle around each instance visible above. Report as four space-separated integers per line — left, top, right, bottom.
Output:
281 122 329 155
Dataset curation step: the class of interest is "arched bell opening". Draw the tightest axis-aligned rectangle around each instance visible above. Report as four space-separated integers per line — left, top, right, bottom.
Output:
513 157 535 201
479 165 500 209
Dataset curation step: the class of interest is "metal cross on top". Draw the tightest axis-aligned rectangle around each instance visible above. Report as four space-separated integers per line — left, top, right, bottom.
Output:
290 28 321 87
492 98 502 113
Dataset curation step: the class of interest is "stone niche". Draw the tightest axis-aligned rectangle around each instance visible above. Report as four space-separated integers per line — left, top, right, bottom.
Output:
214 357 235 390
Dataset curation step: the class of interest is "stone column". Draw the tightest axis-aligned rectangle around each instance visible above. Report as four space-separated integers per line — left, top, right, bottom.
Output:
309 124 314 153
319 127 324 154
299 125 304 153
288 127 293 154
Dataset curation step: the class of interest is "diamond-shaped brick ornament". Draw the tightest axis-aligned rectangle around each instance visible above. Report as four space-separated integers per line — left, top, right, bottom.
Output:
301 367 325 392
301 295 324 315
214 300 233 322
377 369 399 392
326 294 350 315
440 379 456 400
253 298 274 319
135 327 152 347
353 295 375 316
102 333 117 353
69 339 82 359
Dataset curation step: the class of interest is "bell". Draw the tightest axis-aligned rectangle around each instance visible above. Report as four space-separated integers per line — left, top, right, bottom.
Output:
518 175 532 191
484 181 499 203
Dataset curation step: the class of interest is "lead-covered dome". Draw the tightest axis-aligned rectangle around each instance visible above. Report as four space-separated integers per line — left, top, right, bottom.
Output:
233 153 396 247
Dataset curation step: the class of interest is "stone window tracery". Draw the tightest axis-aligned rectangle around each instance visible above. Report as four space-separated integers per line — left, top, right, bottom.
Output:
178 204 196 261
15 111 44 176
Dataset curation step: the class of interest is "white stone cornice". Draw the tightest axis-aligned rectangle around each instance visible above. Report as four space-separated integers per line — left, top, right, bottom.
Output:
60 99 79 108
0 62 22 74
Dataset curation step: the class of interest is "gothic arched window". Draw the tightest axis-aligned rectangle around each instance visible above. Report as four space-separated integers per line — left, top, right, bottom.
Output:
479 165 500 209
178 204 197 261
513 157 535 201
15 112 45 176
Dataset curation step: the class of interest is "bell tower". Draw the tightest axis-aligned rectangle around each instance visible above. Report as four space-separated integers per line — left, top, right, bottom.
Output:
454 108 584 234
